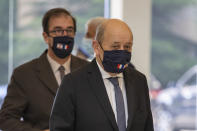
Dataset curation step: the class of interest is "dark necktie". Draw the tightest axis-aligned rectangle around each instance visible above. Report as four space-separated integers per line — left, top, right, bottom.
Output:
58 65 65 81
108 77 126 131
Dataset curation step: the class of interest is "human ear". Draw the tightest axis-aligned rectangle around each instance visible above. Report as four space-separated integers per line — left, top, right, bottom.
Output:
92 40 101 56
42 32 49 44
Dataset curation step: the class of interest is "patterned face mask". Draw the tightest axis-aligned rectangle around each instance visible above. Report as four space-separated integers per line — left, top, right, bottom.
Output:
101 49 131 73
52 36 74 58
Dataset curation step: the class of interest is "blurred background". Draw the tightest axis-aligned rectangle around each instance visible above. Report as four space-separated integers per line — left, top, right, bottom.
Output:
0 0 197 131
151 1 197 131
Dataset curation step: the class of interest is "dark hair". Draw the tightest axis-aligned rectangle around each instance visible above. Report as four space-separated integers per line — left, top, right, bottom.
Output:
42 8 76 34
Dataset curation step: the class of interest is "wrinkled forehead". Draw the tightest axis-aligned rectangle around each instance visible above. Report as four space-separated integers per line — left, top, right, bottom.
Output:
103 22 133 42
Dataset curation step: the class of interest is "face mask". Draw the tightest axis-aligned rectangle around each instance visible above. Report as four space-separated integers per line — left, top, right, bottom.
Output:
52 36 74 58
101 49 131 73
82 38 94 59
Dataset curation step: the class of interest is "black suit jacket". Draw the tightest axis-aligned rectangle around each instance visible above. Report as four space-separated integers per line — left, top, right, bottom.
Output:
0 50 88 131
50 59 154 131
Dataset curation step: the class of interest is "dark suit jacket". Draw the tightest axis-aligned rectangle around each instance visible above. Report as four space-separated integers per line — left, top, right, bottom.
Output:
0 50 88 131
50 59 154 131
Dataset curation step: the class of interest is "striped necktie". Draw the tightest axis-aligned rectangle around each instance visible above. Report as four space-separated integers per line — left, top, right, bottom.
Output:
58 65 65 81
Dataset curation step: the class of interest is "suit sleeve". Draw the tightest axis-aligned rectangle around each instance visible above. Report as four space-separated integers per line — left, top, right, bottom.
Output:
0 70 42 131
143 75 154 131
50 74 75 131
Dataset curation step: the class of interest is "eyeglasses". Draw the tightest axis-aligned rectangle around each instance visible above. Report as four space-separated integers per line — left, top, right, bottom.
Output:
48 28 74 37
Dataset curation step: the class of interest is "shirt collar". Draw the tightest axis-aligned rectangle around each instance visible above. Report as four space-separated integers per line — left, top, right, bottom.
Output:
96 59 123 79
47 53 71 73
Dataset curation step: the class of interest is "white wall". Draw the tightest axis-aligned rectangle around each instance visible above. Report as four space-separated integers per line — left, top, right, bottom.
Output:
110 0 152 79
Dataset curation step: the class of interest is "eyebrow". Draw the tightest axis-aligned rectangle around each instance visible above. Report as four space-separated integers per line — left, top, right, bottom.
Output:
113 42 121 44
67 26 74 29
112 42 132 45
52 26 74 30
126 42 132 45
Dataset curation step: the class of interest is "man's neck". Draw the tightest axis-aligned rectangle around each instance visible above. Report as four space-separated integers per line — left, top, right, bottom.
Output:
48 48 71 65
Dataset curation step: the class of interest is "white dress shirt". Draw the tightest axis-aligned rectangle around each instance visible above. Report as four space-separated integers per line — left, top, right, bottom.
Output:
96 60 128 126
47 54 71 86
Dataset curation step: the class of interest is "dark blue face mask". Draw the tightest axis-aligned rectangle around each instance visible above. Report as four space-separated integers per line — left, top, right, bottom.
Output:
100 48 131 73
52 36 74 58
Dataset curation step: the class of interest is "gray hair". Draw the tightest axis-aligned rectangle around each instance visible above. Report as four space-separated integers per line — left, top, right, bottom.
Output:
95 21 106 44
85 17 107 39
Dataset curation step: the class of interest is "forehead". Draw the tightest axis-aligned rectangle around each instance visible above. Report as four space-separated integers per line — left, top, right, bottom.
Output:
103 25 133 44
48 15 74 29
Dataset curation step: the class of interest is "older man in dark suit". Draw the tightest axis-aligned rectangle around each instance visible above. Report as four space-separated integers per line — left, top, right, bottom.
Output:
0 8 88 131
50 19 154 131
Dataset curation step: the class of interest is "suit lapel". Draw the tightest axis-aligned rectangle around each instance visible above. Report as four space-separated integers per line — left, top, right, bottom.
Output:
70 55 79 72
35 50 59 95
123 68 138 130
87 60 119 131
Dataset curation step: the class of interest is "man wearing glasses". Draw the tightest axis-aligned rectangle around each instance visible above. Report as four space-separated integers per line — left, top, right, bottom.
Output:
0 8 88 131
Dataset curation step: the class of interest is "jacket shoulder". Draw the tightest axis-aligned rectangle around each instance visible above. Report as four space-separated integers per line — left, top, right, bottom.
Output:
64 60 92 82
71 55 89 64
70 55 90 72
13 57 39 74
125 67 147 81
